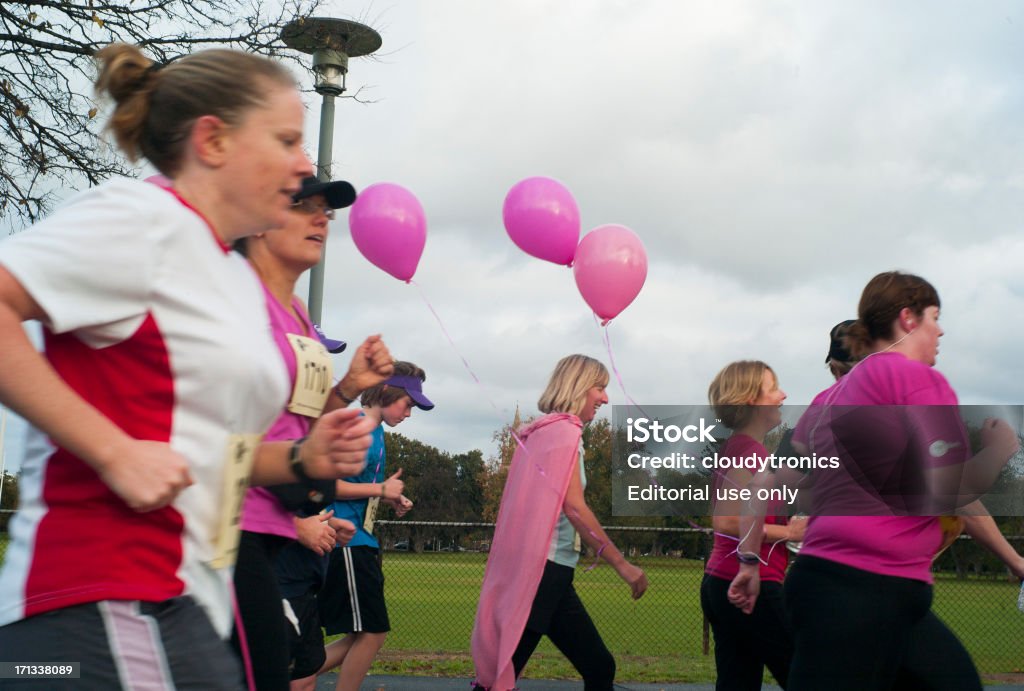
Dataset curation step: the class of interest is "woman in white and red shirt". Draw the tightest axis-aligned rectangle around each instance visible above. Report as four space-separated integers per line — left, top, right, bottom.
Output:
0 44 373 690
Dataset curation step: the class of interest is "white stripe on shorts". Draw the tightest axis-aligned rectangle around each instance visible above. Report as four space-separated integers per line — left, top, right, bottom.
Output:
342 547 362 631
100 600 175 691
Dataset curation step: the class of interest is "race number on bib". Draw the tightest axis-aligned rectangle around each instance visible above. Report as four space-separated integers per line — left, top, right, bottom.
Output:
285 334 333 417
210 433 262 569
364 497 381 534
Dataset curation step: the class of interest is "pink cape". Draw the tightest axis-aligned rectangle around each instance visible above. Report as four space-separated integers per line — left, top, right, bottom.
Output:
471 413 583 690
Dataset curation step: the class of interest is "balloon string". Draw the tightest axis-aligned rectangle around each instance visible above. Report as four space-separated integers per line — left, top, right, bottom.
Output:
595 315 763 500
411 280 486 392
687 519 786 566
411 281 610 570
595 315 651 419
410 280 531 458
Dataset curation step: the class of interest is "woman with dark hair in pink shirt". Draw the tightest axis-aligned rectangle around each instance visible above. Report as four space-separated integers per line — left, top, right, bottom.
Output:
729 271 1019 691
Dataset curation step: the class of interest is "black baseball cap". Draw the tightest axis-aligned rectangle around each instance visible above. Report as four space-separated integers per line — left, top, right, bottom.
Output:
826 320 857 364
294 176 357 209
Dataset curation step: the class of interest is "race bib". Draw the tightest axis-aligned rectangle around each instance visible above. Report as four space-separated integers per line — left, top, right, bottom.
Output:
364 496 381 534
574 531 582 553
209 433 262 569
285 334 333 417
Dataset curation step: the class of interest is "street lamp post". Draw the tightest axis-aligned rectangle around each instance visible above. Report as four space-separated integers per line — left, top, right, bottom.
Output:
281 17 382 324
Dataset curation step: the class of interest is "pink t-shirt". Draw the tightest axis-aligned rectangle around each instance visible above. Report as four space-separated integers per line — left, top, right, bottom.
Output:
794 352 966 583
239 286 318 538
705 434 789 583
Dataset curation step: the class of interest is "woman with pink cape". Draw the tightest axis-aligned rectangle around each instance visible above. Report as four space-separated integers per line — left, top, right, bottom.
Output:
471 355 648 691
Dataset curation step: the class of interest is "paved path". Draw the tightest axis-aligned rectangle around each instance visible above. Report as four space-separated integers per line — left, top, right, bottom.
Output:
315 676 770 690
315 674 1024 690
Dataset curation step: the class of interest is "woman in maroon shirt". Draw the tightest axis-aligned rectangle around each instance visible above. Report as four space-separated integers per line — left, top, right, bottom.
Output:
700 360 804 690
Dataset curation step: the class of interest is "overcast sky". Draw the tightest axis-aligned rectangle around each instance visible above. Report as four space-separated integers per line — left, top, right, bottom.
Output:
3 1 1024 473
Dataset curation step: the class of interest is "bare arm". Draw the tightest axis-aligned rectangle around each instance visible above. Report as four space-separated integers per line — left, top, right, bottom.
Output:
562 463 647 600
727 469 777 614
714 514 804 544
961 500 1024 580
712 466 803 544
924 419 1018 511
324 335 394 413
333 468 405 501
0 266 192 510
250 409 375 485
294 511 337 556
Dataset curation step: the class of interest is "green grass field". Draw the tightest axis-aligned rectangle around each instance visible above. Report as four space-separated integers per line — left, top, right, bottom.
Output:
360 552 1024 682
366 552 716 682
1 535 1020 683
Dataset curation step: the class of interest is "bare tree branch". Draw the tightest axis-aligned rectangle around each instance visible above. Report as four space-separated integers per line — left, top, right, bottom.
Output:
1 0 384 229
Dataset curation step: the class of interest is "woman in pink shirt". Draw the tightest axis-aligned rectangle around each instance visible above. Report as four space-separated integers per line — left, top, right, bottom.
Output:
730 271 1019 691
701 360 803 690
231 176 394 691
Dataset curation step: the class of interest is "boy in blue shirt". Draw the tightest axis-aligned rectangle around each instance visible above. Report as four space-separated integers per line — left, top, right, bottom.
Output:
318 361 433 691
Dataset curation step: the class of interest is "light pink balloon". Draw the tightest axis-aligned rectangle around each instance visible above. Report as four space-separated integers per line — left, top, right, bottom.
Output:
348 183 426 282
144 174 172 188
502 176 580 266
573 225 648 323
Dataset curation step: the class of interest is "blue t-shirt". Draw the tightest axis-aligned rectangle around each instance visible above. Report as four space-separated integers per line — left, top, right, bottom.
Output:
329 424 386 549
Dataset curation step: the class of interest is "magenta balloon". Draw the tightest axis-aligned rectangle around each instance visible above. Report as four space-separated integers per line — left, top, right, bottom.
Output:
573 224 648 323
502 176 580 266
348 183 427 282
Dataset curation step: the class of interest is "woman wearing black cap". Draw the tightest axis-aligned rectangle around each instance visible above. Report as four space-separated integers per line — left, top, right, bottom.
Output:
824 319 858 380
232 176 396 691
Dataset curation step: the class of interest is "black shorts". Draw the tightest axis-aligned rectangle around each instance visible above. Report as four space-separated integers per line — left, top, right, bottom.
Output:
318 545 390 635
284 591 325 679
0 597 244 690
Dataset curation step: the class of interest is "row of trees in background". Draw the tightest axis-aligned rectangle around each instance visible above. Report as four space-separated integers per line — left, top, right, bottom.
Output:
0 471 17 530
380 418 712 561
2 418 1021 579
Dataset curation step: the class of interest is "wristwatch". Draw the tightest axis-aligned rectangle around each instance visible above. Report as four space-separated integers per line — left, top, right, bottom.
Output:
289 436 311 483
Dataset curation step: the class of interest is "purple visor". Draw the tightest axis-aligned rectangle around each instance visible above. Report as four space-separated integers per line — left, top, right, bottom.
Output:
386 375 434 410
313 324 346 354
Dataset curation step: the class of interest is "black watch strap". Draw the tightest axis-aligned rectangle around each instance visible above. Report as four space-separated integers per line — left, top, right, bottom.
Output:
289 436 310 483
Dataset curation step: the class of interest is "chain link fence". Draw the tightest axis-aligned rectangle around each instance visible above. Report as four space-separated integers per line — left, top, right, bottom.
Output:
0 516 1022 679
371 520 1024 678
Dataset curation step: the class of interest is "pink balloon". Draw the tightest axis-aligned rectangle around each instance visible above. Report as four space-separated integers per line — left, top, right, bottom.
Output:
573 224 648 323
348 183 426 282
144 174 172 188
502 176 580 266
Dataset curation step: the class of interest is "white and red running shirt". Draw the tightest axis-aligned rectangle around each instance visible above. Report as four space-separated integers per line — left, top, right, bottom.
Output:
0 178 289 637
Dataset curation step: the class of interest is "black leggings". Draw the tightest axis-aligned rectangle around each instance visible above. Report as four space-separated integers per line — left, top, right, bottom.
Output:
511 561 616 691
785 555 981 691
231 530 291 691
700 573 793 690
